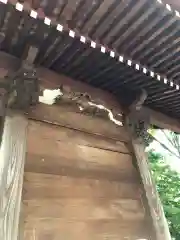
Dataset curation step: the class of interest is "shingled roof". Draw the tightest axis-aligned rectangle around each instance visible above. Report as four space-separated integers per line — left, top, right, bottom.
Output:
0 0 180 119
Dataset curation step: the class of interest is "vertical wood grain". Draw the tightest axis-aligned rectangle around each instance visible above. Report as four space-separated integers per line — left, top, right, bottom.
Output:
23 119 156 240
0 112 28 240
132 139 171 240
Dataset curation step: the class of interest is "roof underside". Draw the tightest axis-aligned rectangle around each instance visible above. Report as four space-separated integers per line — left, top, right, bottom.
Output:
0 0 180 119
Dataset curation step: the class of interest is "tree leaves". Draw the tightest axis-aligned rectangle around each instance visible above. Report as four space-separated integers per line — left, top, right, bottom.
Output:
148 151 180 239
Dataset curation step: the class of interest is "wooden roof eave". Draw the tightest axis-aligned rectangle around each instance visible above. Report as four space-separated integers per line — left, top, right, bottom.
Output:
1 1 180 119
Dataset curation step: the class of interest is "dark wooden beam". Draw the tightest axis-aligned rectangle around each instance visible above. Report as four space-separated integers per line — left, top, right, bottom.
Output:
143 106 180 133
0 51 179 134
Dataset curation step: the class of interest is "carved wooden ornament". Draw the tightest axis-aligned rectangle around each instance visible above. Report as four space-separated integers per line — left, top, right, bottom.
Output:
39 85 123 127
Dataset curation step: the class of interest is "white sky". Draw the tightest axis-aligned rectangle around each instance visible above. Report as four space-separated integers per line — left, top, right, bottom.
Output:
149 130 180 173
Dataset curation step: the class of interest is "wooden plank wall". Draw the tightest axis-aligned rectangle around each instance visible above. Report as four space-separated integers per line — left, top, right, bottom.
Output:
22 103 156 240
15 66 156 239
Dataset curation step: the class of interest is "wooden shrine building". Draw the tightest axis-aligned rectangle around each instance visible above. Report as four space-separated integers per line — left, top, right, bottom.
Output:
0 0 180 239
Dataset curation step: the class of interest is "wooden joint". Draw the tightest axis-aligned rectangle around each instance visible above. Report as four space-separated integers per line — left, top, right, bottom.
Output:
125 89 152 146
22 45 38 65
129 89 148 112
0 45 40 117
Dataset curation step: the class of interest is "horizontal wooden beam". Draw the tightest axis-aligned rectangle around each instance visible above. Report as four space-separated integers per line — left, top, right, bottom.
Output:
0 51 179 133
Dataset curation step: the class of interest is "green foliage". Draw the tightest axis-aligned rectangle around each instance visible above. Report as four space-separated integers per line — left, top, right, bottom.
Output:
148 151 180 239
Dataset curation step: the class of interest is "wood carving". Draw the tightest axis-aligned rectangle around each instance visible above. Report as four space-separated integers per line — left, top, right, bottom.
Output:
55 85 79 105
126 89 153 146
39 85 123 126
2 64 39 110
74 93 123 126
0 45 39 112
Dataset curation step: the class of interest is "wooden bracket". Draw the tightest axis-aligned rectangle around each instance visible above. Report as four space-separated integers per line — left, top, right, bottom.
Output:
0 45 39 111
126 89 152 146
129 89 148 112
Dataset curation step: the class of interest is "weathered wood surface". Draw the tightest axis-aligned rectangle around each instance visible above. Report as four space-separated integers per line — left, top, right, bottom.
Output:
24 219 150 240
132 139 171 240
24 198 145 220
28 120 130 153
22 118 156 240
23 172 141 200
23 196 148 239
28 104 126 141
25 154 138 182
25 122 137 182
0 112 28 240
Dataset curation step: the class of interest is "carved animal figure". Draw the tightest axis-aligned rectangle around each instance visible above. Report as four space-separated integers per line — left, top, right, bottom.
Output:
129 89 148 112
39 85 80 106
40 84 123 126
55 84 76 104
73 92 123 126
72 93 99 114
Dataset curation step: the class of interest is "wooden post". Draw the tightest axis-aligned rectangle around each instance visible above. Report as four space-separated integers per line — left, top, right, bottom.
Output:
0 111 28 240
131 139 171 240
125 91 171 240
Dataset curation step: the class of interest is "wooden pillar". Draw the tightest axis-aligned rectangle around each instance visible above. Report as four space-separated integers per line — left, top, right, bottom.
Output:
131 139 171 240
0 111 28 240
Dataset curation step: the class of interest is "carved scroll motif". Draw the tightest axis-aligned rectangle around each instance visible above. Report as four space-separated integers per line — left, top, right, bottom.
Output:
39 85 123 126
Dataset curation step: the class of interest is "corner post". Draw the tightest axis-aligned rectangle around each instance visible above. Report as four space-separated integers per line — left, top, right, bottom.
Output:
130 138 171 240
125 89 171 240
0 111 28 240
